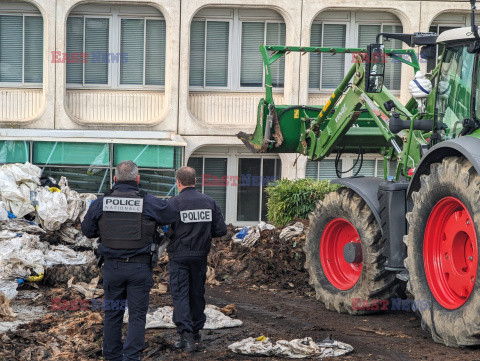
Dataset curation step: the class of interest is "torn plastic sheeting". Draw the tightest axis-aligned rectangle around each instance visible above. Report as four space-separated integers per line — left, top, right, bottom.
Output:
279 222 305 241
233 222 276 247
57 225 98 249
0 233 95 282
124 304 243 329
0 281 19 301
0 163 40 218
228 337 353 359
0 202 8 221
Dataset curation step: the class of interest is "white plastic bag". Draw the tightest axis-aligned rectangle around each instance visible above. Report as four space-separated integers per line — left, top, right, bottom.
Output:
36 188 69 231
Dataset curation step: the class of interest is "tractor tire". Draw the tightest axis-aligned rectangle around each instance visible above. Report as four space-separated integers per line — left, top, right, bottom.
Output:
305 187 403 315
405 156 480 347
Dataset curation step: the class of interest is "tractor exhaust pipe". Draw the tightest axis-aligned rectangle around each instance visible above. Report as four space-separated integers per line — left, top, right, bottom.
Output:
471 0 480 39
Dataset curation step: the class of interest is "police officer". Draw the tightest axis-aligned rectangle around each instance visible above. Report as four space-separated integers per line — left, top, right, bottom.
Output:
167 166 227 352
81 160 178 361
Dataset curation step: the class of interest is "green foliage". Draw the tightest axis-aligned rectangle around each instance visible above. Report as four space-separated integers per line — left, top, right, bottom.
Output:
265 178 340 226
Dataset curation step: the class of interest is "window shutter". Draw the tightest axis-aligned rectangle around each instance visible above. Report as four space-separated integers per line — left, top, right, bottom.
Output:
266 22 285 88
382 24 403 90
321 24 346 89
353 159 376 176
66 17 83 84
319 159 340 180
205 21 229 87
120 18 144 85
240 22 265 87
145 19 165 86
0 15 23 83
84 18 109 85
187 157 203 192
24 16 43 83
358 24 380 48
204 158 227 215
306 159 340 180
306 161 318 179
309 23 322 89
189 20 205 87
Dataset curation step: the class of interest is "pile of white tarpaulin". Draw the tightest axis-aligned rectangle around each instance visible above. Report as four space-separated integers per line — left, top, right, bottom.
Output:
0 163 98 316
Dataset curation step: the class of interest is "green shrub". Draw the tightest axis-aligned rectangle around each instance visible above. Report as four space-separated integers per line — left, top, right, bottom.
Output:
265 178 340 226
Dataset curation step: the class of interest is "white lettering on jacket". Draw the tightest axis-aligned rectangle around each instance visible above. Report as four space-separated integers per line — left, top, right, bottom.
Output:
103 197 143 213
180 209 212 223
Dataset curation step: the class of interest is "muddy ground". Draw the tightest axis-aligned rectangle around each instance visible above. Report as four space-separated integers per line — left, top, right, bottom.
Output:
2 284 479 360
1 224 480 360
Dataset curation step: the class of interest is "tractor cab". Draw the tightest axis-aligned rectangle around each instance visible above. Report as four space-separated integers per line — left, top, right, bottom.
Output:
433 27 480 142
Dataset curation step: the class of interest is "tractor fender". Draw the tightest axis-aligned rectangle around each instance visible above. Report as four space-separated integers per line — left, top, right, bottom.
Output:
330 176 384 229
407 136 480 199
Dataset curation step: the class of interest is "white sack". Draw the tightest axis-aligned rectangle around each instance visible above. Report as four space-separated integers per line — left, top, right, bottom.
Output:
36 188 69 231
124 304 243 329
228 337 353 359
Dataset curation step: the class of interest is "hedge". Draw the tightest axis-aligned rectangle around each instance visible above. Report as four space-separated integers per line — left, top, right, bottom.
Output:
265 178 340 226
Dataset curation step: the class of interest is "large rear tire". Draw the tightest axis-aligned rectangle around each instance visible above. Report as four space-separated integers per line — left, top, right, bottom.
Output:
405 156 480 346
305 188 403 315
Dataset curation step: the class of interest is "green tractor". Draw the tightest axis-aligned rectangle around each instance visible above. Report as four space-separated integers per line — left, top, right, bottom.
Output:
239 1 480 347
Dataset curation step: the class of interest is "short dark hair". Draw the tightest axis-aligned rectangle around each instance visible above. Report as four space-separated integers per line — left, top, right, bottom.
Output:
176 166 196 186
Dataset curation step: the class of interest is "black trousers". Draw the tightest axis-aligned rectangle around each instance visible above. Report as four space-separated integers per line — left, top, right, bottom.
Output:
169 256 207 334
102 260 153 361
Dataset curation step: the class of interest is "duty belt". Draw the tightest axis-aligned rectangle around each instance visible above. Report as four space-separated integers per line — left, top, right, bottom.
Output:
105 254 151 264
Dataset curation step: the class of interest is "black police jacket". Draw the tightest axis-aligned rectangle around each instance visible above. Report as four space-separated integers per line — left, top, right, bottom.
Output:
167 187 227 258
81 182 179 259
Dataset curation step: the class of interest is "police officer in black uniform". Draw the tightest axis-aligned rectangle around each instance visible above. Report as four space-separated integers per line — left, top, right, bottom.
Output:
81 160 178 361
167 166 227 352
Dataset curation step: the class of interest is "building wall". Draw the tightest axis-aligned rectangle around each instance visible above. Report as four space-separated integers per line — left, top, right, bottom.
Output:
0 0 475 223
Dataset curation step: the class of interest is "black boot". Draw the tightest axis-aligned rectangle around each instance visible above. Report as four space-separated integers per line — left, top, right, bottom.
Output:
174 333 186 349
183 331 196 353
193 331 201 342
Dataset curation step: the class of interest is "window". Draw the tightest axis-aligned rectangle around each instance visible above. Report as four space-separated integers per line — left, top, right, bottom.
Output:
187 157 228 215
66 5 165 88
436 46 474 141
309 24 347 90
427 25 460 72
0 14 43 85
237 158 281 222
306 159 342 180
189 20 230 88
0 141 30 163
8 141 184 195
306 157 396 179
309 12 403 91
189 9 285 90
358 24 403 90
241 21 285 87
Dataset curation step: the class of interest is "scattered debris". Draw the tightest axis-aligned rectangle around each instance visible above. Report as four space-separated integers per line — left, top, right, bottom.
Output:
68 276 104 299
209 222 311 294
228 336 353 359
232 221 276 247
354 326 412 338
220 304 237 316
124 304 243 330
279 222 305 241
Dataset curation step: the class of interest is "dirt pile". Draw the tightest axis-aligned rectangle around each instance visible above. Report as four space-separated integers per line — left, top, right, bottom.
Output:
208 221 314 295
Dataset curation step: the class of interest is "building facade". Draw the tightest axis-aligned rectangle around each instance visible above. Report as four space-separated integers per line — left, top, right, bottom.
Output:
0 0 473 224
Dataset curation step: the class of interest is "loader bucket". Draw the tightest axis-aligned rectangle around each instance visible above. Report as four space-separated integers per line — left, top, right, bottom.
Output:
237 99 316 154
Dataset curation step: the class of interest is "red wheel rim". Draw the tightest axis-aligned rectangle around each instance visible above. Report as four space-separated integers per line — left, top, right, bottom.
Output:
424 197 478 309
320 218 362 290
